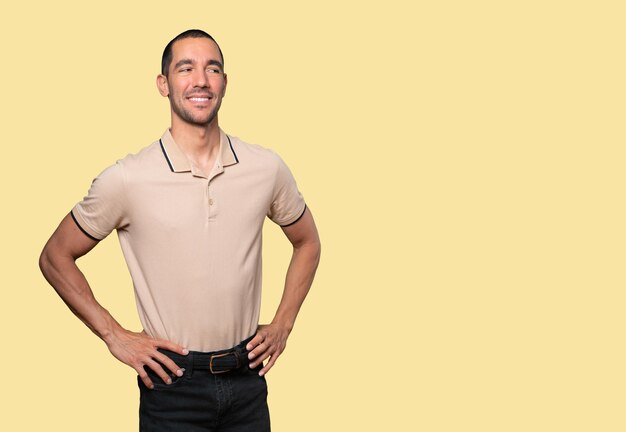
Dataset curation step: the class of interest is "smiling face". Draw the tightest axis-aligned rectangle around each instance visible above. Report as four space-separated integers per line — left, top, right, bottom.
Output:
157 37 227 128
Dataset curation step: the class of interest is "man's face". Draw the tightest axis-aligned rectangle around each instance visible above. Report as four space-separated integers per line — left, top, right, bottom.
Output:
158 37 227 127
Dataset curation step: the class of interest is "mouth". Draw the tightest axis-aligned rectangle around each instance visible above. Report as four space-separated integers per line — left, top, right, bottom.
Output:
188 96 211 103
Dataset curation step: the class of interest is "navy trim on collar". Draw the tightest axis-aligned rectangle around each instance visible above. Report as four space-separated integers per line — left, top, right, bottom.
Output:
159 129 238 172
227 135 239 163
159 139 175 172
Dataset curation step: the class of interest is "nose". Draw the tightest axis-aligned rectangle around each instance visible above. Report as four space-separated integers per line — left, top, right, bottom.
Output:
193 69 210 88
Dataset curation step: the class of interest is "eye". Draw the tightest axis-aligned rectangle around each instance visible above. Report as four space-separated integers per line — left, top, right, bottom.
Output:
207 68 221 74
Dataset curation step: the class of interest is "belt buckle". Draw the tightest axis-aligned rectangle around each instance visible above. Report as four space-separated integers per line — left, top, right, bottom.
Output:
210 351 240 374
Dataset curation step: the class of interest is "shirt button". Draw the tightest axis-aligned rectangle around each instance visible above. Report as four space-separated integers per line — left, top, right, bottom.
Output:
209 199 214 205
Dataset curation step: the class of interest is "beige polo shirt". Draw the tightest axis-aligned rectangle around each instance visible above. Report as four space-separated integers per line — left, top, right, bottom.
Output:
71 128 306 352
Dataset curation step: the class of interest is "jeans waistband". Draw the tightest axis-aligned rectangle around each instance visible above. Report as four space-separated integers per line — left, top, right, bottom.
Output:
158 334 256 373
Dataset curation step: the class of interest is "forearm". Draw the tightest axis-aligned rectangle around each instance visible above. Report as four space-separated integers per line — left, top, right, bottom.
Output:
39 250 124 344
271 240 321 330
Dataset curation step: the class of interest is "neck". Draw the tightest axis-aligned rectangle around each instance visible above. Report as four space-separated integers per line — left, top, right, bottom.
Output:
170 116 221 161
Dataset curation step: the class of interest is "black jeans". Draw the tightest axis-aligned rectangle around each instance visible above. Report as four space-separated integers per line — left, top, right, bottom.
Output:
137 335 270 431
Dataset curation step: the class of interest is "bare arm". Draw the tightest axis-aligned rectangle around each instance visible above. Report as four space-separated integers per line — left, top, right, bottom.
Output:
246 207 321 375
39 212 189 389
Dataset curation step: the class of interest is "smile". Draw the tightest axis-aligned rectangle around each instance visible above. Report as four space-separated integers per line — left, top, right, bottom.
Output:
189 97 210 102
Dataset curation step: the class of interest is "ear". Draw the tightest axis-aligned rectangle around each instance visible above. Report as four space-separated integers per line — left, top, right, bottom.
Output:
222 73 228 98
156 74 169 97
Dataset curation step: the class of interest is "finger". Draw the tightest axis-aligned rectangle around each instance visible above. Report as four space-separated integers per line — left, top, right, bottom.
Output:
137 370 154 390
153 338 189 356
246 332 266 351
145 359 173 385
259 355 278 376
250 348 273 368
153 351 185 377
248 341 269 360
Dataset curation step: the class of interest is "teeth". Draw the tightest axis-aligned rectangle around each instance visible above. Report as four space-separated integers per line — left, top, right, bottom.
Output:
190 97 209 102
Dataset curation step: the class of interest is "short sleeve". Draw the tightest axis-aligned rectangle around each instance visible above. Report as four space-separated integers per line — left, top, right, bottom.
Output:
267 153 306 226
71 162 128 241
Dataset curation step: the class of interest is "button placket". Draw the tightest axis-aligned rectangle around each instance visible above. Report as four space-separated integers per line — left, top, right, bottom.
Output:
207 181 218 221
207 163 223 221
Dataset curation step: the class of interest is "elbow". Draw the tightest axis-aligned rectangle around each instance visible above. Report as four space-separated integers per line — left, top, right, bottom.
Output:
306 228 322 266
293 237 321 267
38 246 52 278
310 238 322 268
39 242 65 280
315 238 322 261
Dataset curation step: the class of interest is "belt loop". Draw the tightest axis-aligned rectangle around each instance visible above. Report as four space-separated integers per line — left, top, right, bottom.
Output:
186 350 194 376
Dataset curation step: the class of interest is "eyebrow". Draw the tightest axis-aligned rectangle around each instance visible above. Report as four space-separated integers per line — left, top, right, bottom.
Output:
173 58 224 71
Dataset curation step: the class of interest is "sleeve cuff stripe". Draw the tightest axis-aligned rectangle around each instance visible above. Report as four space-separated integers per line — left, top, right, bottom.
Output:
70 210 102 242
279 204 307 228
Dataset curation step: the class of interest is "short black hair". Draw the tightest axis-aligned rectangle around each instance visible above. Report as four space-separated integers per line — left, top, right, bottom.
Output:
161 29 224 77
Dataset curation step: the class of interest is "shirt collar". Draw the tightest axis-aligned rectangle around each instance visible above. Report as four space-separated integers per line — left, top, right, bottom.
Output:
159 128 239 173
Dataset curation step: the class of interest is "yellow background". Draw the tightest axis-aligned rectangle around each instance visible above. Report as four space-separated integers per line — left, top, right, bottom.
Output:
2 1 625 430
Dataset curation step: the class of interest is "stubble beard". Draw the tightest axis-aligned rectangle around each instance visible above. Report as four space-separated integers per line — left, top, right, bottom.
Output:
170 93 224 127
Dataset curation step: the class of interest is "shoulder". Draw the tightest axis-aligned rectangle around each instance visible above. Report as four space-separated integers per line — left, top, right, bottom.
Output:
91 140 166 186
83 139 166 194
227 134 284 169
114 140 164 171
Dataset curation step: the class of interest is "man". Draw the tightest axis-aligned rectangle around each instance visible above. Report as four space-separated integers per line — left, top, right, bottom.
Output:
39 29 321 431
